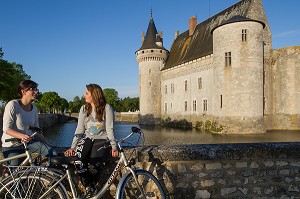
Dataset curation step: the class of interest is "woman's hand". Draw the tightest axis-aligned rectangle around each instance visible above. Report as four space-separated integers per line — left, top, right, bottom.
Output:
21 134 32 143
111 148 119 158
64 148 75 157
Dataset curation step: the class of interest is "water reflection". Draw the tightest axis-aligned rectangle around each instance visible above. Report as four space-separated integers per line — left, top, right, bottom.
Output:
43 122 300 147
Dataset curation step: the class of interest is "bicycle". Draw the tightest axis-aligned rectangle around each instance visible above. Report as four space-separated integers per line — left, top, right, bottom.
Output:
0 127 67 199
0 126 166 199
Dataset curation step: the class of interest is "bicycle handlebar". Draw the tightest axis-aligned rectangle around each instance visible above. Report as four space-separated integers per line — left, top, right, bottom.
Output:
116 126 142 148
4 126 42 143
28 126 42 133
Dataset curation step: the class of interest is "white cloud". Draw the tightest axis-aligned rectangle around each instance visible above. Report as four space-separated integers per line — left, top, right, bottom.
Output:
273 30 300 37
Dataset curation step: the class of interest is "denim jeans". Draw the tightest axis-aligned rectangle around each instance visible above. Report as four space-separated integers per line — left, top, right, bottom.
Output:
2 140 57 166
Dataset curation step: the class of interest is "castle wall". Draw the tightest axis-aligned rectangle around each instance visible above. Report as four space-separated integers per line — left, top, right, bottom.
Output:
161 56 213 122
265 47 300 130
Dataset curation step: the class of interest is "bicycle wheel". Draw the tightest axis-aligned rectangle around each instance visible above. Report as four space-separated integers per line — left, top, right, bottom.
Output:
117 169 165 199
0 171 68 199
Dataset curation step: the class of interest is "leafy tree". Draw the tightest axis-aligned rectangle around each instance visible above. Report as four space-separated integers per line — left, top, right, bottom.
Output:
33 101 47 113
0 48 3 59
0 48 30 103
71 96 83 113
39 92 61 113
59 98 69 113
121 97 139 112
103 88 120 111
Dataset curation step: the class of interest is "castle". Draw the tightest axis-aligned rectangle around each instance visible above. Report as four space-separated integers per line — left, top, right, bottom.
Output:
135 0 300 134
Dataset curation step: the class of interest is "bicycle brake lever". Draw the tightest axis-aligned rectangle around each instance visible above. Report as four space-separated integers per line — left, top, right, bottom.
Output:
131 126 141 133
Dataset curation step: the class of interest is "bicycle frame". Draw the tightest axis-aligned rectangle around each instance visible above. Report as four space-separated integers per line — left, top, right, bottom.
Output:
93 150 128 198
45 139 145 199
0 127 163 199
0 142 34 174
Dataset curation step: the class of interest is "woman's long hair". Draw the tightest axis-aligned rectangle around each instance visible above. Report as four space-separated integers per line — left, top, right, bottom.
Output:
85 84 107 121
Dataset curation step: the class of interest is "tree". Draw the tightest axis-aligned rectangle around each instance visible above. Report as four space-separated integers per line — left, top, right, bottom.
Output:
71 96 84 113
39 92 61 113
59 98 69 113
121 97 139 112
103 88 120 111
0 48 30 103
0 48 3 59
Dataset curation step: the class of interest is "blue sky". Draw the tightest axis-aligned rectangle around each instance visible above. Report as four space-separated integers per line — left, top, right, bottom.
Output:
1 0 299 102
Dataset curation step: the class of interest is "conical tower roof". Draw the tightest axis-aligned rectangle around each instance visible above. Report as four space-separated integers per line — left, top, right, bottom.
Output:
138 12 167 51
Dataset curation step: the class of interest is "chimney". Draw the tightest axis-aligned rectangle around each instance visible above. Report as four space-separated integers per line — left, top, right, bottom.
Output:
189 16 197 36
174 30 179 40
156 31 163 47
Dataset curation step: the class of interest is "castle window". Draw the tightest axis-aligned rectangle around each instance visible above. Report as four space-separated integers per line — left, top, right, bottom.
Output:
193 100 197 111
225 52 232 67
242 29 247 42
165 85 167 94
184 101 188 111
171 83 174 93
149 82 151 86
220 95 222 108
165 103 167 112
151 50 154 52
149 69 151 73
203 100 208 112
185 80 188 91
142 51 144 54
198 77 202 89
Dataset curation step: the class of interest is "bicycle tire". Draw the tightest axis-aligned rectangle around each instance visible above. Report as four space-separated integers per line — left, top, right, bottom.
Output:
0 171 68 199
116 169 166 199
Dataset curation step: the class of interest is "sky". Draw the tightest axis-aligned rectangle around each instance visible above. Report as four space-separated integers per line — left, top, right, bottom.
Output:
1 0 299 102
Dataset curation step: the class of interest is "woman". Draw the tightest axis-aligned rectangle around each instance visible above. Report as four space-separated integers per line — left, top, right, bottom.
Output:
1 80 57 166
65 83 118 198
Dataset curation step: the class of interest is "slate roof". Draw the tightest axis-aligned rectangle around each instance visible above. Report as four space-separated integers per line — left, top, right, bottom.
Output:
211 15 265 33
137 16 167 51
162 0 267 70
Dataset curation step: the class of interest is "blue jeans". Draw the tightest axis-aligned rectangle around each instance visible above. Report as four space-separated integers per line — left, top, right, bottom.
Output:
2 140 57 166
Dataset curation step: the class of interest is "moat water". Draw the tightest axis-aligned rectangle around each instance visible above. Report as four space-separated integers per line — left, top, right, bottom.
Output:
43 122 300 147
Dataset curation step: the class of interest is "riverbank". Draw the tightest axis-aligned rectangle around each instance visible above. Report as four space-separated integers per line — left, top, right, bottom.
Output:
71 112 139 123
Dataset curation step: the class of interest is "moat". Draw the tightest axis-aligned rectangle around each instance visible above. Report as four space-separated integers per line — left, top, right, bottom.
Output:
43 122 300 147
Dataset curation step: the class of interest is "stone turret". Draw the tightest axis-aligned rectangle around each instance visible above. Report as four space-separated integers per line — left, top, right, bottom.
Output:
136 11 168 125
211 15 266 133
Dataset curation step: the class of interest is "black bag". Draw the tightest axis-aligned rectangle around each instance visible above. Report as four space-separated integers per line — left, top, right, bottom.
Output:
90 139 111 164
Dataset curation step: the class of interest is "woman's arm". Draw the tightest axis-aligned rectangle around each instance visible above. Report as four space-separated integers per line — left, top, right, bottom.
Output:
3 100 32 142
105 104 118 157
70 105 86 149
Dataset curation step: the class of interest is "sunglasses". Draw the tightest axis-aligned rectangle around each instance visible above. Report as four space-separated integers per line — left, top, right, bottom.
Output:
25 87 39 92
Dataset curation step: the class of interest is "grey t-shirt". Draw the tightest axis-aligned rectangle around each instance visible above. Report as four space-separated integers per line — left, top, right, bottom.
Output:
2 99 39 147
71 104 117 149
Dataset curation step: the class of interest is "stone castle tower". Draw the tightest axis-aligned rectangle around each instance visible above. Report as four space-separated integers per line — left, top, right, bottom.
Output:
136 0 300 134
211 16 266 134
135 11 168 125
